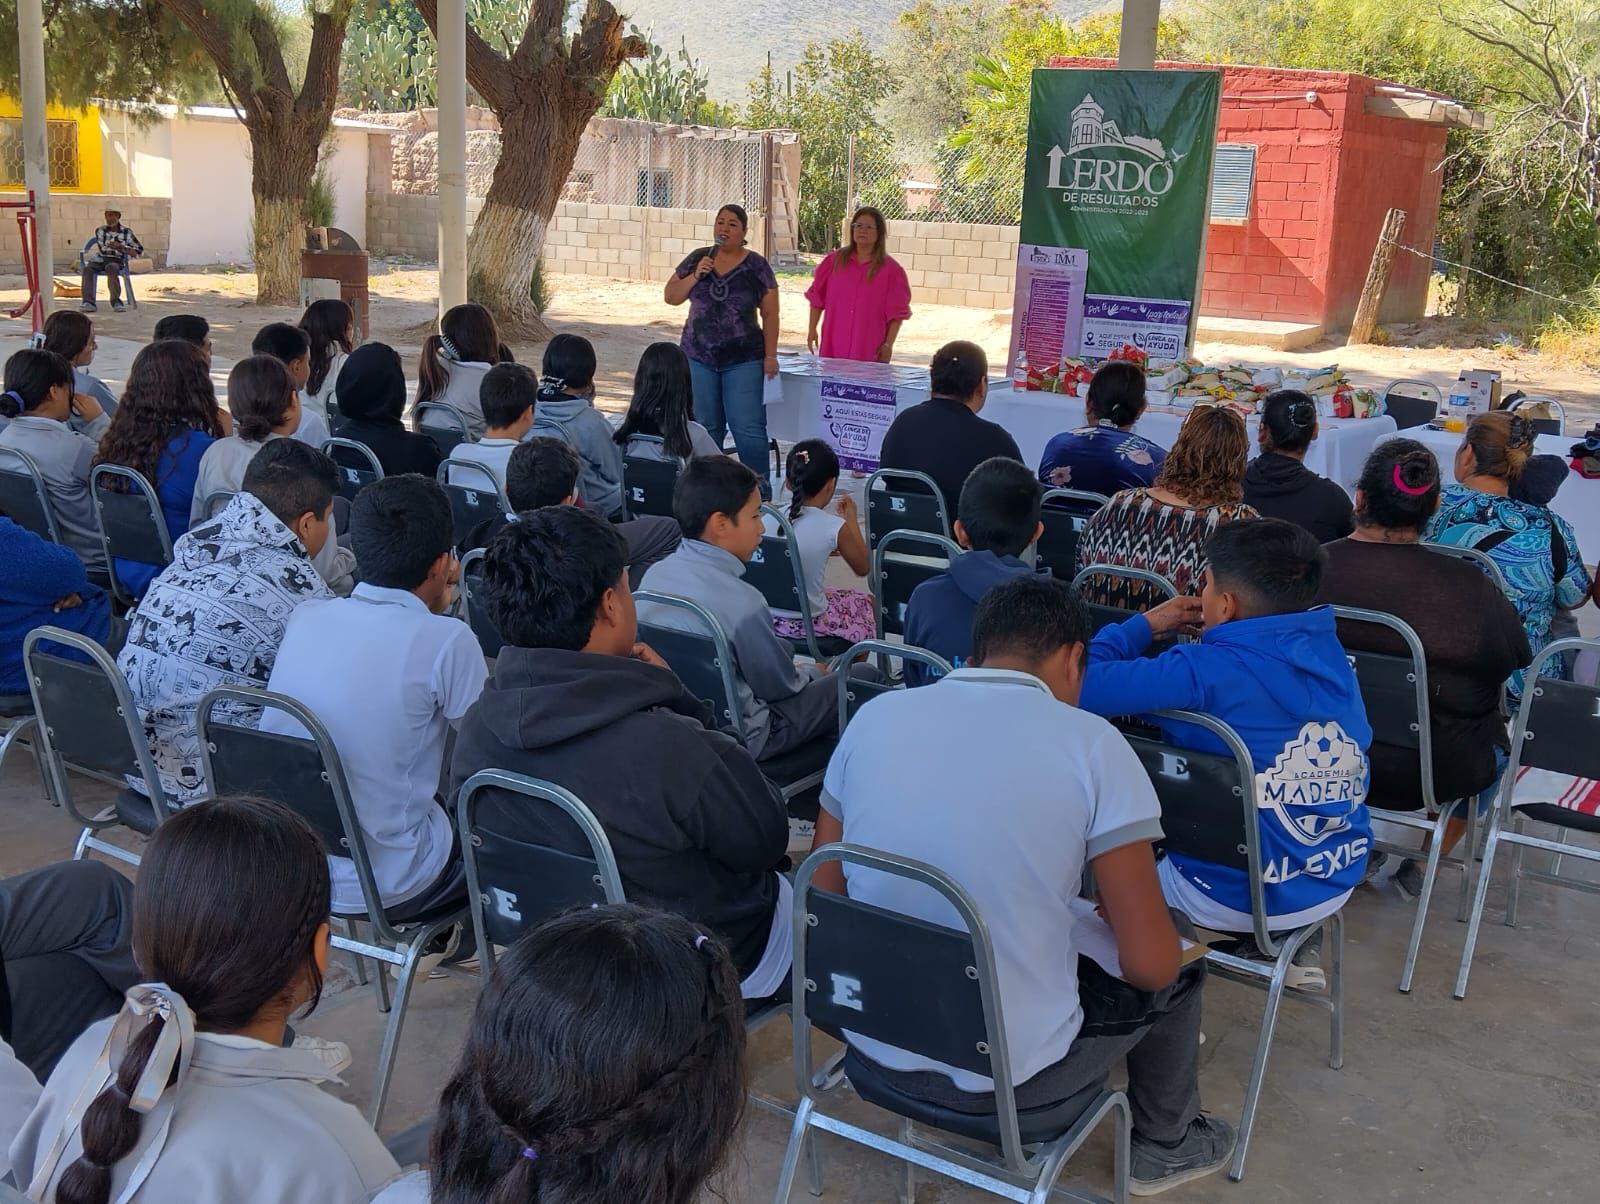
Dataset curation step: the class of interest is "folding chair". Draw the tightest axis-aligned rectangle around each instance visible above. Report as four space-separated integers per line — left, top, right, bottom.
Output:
322 437 384 505
1506 395 1566 437
1070 565 1177 639
1122 710 1345 1181
622 435 681 519
865 468 951 552
196 686 469 1128
776 844 1131 1204
414 400 474 458
0 690 45 795
1333 606 1478 993
198 490 235 522
1455 638 1600 999
458 547 502 659
0 446 63 543
872 530 964 641
79 236 137 309
634 589 831 801
24 626 178 865
835 640 952 731
1380 379 1441 430
1037 489 1106 581
1423 541 1512 595
437 460 509 549
749 504 850 663
89 464 173 607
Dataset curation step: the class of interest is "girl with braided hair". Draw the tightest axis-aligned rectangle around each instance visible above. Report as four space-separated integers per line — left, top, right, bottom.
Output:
9 797 401 1202
376 904 747 1203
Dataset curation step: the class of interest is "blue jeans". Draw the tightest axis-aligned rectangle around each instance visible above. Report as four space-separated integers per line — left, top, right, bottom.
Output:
689 358 770 497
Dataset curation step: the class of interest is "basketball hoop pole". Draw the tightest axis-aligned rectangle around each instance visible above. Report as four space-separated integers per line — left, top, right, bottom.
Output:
1 191 44 335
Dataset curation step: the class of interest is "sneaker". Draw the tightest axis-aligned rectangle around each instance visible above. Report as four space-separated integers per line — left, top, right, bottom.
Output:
110 300 125 312
1130 1113 1237 1196
1215 932 1325 991
80 301 97 312
1393 858 1426 902
788 816 816 854
292 1034 353 1076
1361 848 1390 885
390 924 461 982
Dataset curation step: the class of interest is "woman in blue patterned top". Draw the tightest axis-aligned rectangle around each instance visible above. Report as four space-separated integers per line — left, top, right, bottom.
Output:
1426 410 1592 699
1036 361 1166 497
664 204 779 495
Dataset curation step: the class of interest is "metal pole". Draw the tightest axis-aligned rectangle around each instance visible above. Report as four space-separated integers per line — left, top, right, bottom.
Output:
436 0 468 314
17 0 54 314
761 133 775 263
639 128 652 282
845 133 856 244
1118 0 1160 70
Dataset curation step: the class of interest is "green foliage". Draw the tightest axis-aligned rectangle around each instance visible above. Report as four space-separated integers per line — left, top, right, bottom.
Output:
0 0 215 107
339 0 525 110
745 31 898 252
601 30 736 125
303 167 337 228
528 255 554 311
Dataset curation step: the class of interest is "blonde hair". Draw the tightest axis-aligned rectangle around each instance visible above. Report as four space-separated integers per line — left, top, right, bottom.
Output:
1462 410 1535 483
835 207 888 281
1154 405 1250 507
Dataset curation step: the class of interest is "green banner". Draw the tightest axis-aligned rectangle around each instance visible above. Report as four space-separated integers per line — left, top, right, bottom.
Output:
1009 68 1220 372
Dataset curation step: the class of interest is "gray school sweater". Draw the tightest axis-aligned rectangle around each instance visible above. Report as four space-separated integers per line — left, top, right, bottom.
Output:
535 394 626 519
0 413 110 572
635 539 820 757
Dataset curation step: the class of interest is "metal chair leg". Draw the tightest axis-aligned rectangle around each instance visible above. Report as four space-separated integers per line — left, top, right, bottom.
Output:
1112 1093 1131 1204
1228 941 1296 1181
365 916 456 1129
772 1096 815 1203
1550 826 1573 878
1457 800 1479 922
897 1118 915 1204
1328 913 1345 1070
1453 813 1505 1000
335 918 369 987
0 717 39 788
804 1126 824 1198
1505 813 1528 928
1399 805 1455 993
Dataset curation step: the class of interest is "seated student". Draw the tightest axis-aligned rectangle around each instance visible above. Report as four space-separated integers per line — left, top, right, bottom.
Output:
813 576 1235 1195
332 342 443 477
372 906 746 1204
93 339 226 597
446 361 536 491
261 474 485 917
298 297 355 422
903 455 1043 685
534 334 626 519
418 302 504 438
78 208 143 313
189 356 355 593
451 508 791 997
463 437 680 588
1037 360 1165 494
769 440 874 646
10 797 402 1201
638 456 858 762
1082 519 1372 988
613 341 724 462
1241 390 1355 543
120 438 340 802
0 514 112 694
0 859 139 1080
41 309 118 427
151 313 212 368
250 321 333 447
879 340 1022 512
0 348 109 572
1319 441 1530 898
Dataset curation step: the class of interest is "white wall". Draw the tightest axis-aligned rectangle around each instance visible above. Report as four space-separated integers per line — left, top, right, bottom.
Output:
327 127 369 248
167 116 254 264
99 112 172 197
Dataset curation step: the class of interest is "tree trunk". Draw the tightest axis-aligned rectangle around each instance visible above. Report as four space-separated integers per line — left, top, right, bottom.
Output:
248 113 321 303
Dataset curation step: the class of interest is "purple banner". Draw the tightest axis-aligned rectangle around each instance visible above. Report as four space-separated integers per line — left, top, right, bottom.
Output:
818 379 898 472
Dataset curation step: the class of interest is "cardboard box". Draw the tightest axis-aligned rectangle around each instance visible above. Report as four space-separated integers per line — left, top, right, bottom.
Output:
1456 369 1501 416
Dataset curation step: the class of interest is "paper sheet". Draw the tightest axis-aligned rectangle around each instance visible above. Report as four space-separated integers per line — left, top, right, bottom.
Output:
762 372 784 407
1068 897 1202 979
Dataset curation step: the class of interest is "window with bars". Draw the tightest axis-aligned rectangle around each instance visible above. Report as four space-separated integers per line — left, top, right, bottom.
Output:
0 118 82 189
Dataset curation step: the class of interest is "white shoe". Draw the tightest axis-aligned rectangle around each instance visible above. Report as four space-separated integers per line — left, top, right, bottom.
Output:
390 925 461 982
788 817 816 855
292 1035 353 1076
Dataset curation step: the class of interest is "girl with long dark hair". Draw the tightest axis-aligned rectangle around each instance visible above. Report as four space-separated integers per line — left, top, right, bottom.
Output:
297 297 355 420
417 303 504 438
41 309 119 423
11 797 400 1202
614 342 723 463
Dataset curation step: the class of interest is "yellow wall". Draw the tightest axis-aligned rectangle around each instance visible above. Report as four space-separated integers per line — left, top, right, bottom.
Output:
0 98 105 194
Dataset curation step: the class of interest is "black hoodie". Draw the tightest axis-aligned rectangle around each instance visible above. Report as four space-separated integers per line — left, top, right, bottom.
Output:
448 647 789 976
1241 451 1355 544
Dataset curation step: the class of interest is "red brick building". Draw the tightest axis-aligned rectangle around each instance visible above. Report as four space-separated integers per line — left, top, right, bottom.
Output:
1049 59 1484 334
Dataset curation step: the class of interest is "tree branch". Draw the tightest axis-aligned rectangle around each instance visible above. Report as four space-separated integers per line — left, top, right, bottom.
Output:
155 0 244 94
296 6 353 116
415 0 514 111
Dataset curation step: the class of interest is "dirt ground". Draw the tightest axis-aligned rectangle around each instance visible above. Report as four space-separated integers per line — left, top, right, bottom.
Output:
7 263 1599 427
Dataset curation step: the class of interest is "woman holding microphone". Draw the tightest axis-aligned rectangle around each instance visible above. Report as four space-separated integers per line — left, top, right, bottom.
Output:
805 206 912 363
664 203 779 491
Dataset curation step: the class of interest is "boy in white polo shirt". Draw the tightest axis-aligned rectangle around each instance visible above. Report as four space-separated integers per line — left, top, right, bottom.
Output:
813 576 1233 1196
446 362 536 493
262 474 487 922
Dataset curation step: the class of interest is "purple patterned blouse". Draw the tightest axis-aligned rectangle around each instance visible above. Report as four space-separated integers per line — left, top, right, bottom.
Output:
675 247 778 370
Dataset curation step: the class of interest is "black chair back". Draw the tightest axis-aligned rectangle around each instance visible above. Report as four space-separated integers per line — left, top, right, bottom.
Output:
90 465 172 601
322 438 384 505
29 648 144 781
872 530 962 640
1507 395 1566 438
437 462 507 548
834 640 953 729
415 401 472 458
634 592 741 735
865 469 950 551
622 440 680 519
1516 675 1600 781
1381 380 1441 430
459 548 502 659
1123 731 1252 871
204 715 352 859
0 448 61 543
1344 652 1423 756
1036 489 1105 581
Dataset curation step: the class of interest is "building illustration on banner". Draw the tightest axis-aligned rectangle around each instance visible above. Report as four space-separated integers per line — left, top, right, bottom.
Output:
1068 94 1171 162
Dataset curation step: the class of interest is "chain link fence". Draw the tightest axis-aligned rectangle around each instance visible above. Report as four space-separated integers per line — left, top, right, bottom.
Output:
846 135 1028 232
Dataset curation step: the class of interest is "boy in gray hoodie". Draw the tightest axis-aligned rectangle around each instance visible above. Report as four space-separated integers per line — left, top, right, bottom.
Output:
533 334 626 519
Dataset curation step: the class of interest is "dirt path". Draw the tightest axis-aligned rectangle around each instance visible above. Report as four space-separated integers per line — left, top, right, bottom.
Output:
6 265 1597 427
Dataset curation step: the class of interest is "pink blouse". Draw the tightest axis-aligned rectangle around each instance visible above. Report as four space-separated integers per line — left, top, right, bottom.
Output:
805 252 913 362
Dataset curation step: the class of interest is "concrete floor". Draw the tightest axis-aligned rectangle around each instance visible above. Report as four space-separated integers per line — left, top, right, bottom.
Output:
5 747 1600 1203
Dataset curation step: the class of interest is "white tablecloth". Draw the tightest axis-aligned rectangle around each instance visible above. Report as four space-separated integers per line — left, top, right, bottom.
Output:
1375 426 1600 565
769 356 1397 492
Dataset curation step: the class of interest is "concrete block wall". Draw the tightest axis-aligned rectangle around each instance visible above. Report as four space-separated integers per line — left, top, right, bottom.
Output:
889 221 1019 312
0 193 171 273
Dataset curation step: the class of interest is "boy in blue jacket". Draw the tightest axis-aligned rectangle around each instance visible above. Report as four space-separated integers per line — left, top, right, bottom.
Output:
0 516 112 693
902 456 1042 685
1081 518 1371 989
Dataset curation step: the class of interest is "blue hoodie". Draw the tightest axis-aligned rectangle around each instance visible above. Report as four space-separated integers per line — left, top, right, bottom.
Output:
902 550 1039 685
1080 606 1372 927
0 517 111 693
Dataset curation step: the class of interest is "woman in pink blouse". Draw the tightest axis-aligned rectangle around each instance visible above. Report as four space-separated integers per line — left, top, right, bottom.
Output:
805 206 913 363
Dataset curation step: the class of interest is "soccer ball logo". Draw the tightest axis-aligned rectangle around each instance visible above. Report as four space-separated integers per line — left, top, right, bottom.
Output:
1303 725 1341 770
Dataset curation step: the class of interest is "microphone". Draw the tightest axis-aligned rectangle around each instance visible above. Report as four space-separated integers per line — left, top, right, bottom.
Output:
714 233 727 248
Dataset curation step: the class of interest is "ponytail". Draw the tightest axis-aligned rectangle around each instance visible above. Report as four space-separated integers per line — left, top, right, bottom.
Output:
1260 389 1318 455
784 439 839 520
1086 361 1146 428
2 347 74 416
417 335 450 406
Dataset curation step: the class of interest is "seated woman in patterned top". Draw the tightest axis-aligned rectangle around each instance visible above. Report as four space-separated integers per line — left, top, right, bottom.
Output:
1077 404 1258 612
1037 361 1166 496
